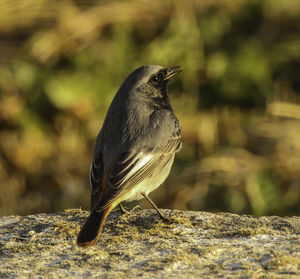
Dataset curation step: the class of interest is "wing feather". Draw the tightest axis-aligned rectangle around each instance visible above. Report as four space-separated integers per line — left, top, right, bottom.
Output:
89 155 104 210
96 135 181 210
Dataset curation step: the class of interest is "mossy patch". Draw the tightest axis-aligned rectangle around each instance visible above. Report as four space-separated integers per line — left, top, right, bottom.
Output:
0 209 299 278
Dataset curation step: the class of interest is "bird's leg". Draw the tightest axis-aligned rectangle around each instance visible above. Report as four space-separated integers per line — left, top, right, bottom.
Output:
142 193 169 220
119 203 129 214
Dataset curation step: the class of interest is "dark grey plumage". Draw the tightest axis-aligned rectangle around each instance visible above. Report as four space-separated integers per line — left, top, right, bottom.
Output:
78 65 182 246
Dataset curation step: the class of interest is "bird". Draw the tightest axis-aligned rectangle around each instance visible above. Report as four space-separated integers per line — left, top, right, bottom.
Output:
77 65 182 246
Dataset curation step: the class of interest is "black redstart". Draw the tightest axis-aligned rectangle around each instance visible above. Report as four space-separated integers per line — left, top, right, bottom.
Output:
77 65 182 246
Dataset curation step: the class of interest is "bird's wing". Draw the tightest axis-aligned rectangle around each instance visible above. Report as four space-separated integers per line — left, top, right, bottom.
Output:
89 153 104 210
95 132 181 210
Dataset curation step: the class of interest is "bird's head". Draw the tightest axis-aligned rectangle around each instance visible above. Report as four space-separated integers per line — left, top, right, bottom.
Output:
125 65 182 104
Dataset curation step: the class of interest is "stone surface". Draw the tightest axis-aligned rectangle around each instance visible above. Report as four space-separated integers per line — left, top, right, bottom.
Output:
0 208 299 278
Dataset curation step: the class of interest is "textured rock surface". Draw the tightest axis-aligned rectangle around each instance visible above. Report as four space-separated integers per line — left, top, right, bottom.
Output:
0 208 299 278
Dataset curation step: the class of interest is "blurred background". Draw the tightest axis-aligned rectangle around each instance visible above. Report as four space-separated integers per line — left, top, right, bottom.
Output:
0 0 300 217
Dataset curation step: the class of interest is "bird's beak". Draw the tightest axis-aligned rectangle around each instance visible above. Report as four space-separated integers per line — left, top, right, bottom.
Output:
164 66 183 80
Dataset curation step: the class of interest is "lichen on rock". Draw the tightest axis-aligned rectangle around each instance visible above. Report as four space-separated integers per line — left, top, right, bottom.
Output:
0 208 299 278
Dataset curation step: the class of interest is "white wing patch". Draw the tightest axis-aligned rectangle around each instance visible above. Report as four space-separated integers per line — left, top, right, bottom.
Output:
134 153 154 171
122 153 154 183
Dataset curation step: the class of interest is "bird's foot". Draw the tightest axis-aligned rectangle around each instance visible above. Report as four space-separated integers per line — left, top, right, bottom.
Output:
118 203 130 214
142 193 173 222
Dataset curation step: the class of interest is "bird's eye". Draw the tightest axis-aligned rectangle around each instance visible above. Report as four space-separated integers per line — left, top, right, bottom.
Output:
150 75 160 84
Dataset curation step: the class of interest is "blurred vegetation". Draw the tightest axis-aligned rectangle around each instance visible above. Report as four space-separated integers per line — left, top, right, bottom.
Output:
0 0 300 216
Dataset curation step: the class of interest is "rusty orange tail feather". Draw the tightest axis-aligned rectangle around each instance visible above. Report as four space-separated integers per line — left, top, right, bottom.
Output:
77 206 112 247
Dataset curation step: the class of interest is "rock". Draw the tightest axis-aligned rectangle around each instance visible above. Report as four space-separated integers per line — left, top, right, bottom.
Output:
0 208 299 278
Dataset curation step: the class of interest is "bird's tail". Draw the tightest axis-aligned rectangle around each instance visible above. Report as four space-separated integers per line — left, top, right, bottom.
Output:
77 206 111 247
